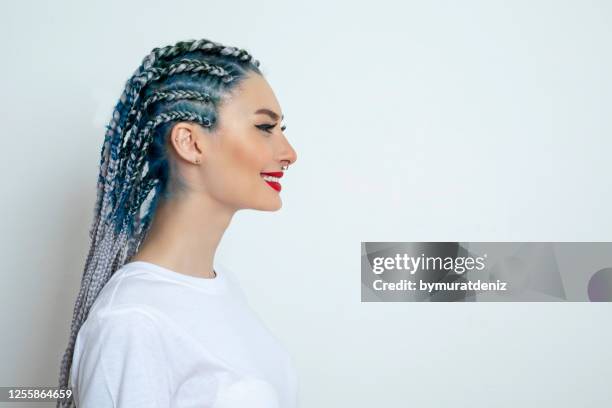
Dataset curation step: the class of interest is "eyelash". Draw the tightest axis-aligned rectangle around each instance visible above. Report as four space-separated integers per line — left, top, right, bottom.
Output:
256 123 287 134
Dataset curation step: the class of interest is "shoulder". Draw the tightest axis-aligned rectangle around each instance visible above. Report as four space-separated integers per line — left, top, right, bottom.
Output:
88 264 187 317
71 308 173 407
78 306 166 350
73 307 171 384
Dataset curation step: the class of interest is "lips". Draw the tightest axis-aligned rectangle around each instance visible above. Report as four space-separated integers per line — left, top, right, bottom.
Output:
260 171 284 192
259 171 284 178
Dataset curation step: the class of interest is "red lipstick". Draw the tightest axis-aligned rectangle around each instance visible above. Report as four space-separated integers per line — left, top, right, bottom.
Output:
260 171 284 192
259 171 284 178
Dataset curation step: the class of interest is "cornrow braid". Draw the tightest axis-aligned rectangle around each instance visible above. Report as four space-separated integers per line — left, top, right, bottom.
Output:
142 89 214 111
56 38 262 408
144 38 261 69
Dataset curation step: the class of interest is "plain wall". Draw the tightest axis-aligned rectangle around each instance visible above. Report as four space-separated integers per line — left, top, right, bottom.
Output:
1 0 611 407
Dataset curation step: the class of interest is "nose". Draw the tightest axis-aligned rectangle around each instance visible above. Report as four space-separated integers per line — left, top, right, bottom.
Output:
279 135 298 168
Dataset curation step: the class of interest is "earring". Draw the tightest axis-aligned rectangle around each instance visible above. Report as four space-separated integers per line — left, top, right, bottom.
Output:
195 158 200 164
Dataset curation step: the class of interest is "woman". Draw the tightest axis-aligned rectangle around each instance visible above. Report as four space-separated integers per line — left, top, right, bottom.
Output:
56 38 299 408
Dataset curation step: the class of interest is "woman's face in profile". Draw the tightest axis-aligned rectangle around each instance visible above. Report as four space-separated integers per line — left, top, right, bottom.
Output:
190 71 298 212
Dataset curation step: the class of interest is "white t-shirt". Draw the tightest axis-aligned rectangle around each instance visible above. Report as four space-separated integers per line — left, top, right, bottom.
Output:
69 260 299 408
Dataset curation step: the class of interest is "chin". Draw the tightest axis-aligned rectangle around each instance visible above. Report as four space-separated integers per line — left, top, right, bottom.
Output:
254 197 282 211
266 200 282 211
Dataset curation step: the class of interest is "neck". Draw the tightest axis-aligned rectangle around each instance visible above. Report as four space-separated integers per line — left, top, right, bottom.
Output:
128 192 235 279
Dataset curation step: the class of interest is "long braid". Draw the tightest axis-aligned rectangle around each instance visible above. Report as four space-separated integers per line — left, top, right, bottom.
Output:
56 38 261 408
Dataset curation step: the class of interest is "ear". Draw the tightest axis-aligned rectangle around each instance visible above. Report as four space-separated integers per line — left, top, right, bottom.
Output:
169 122 204 164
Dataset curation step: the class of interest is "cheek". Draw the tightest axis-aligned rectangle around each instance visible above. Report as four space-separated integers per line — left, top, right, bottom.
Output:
206 134 272 200
226 134 269 171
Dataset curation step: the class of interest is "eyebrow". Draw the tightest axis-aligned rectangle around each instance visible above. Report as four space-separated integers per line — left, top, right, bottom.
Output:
254 108 284 121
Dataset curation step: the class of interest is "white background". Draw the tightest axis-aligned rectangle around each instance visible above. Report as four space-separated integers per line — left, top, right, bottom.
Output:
1 0 611 406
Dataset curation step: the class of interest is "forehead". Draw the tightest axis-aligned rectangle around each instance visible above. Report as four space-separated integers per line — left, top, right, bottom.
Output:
220 73 282 118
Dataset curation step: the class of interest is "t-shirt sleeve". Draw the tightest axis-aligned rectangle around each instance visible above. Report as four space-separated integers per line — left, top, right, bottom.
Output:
73 309 172 408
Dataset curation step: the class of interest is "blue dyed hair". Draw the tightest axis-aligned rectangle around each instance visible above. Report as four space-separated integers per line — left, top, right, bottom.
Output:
56 38 262 408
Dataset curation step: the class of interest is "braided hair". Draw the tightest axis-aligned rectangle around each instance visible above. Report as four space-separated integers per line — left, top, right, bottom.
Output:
56 38 262 408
